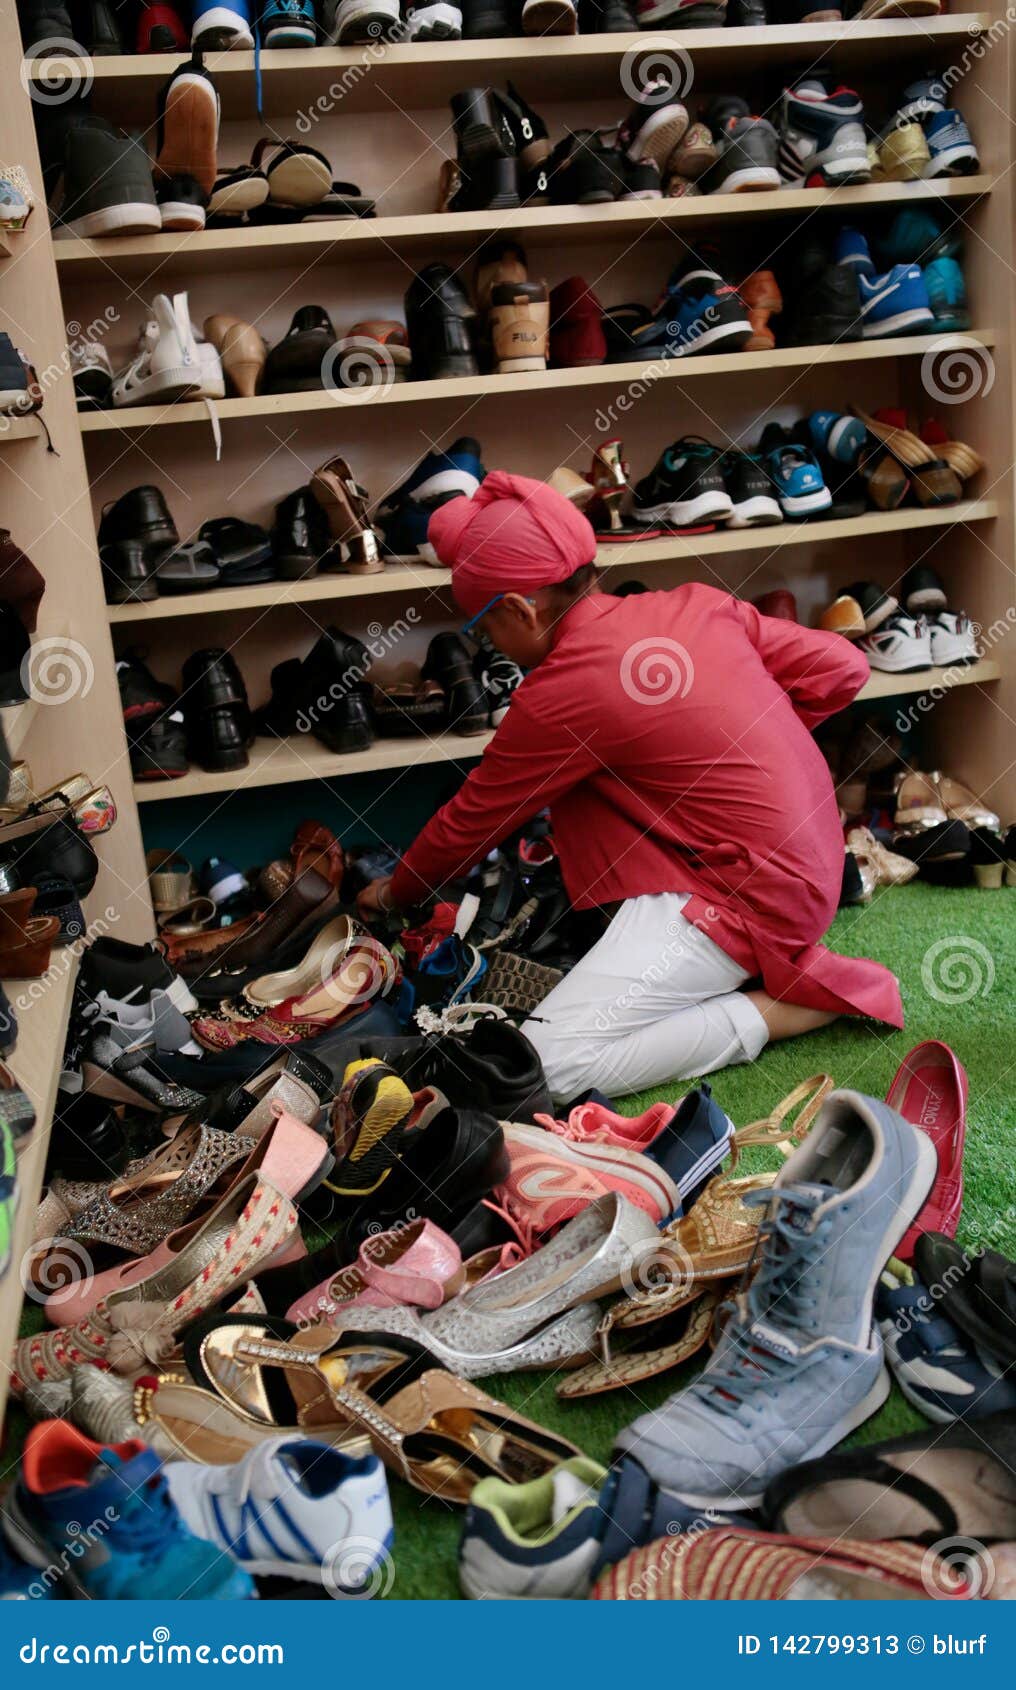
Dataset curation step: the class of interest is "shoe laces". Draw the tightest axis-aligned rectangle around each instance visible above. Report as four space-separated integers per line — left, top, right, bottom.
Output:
480 1193 540 1261
689 1186 831 1420
533 1105 606 1143
106 1468 186 1557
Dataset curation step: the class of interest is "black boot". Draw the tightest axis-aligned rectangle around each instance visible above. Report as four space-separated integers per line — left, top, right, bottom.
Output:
271 486 332 580
181 649 252 772
423 632 490 735
405 264 479 380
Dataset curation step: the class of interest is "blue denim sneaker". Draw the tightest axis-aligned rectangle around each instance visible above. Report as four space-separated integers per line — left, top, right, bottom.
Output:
834 225 875 277
807 410 865 464
923 108 979 178
259 0 317 44
645 1082 735 1213
634 255 751 359
2 1422 255 1600
614 1089 937 1509
857 263 933 339
764 440 832 517
876 1263 1016 1424
378 498 435 561
923 255 970 332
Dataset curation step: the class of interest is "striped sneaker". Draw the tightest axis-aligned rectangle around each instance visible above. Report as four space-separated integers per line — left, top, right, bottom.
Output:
326 1057 415 1198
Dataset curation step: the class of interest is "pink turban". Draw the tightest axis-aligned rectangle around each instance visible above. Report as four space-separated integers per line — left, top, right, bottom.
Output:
427 471 597 619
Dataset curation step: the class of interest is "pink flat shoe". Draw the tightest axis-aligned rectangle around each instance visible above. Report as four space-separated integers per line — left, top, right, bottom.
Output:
887 1040 967 1261
287 1216 463 1328
533 1099 678 1151
45 1110 329 1326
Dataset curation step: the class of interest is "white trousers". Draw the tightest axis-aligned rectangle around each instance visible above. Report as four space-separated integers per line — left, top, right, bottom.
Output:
521 893 769 1103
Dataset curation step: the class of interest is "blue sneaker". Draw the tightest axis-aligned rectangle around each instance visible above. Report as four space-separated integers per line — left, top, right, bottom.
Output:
192 0 255 49
259 0 317 44
645 1082 735 1213
760 427 832 517
833 225 875 277
378 436 485 561
416 936 488 1008
857 263 933 339
876 1262 1016 1424
807 409 865 464
378 499 435 560
923 107 979 178
615 1089 937 1509
2 1422 254 1600
636 253 752 359
923 255 970 332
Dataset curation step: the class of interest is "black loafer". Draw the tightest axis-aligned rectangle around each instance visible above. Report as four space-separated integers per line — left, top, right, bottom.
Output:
199 517 276 585
422 631 490 734
262 305 337 393
271 486 332 580
404 265 479 381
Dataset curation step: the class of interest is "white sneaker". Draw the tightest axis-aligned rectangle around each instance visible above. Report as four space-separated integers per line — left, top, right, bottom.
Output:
857 609 933 673
405 1 462 36
70 339 113 408
329 0 402 43
926 610 979 667
165 1437 394 1591
111 292 204 408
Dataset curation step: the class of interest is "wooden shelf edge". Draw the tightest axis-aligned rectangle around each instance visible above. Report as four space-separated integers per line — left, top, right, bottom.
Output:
0 415 43 446
26 16 991 85
107 501 1000 624
52 175 993 275
0 954 79 1425
134 660 1000 801
80 331 998 435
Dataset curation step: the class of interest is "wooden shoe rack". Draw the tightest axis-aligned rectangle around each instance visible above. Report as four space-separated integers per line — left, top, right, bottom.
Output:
0 14 1014 1413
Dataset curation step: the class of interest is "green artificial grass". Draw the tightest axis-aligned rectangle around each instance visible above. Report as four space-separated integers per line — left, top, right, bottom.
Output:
384 882 1016 1597
8 884 1015 1599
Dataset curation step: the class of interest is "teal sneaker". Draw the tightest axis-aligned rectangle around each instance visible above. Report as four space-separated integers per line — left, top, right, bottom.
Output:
2 1421 254 1600
923 255 971 332
878 207 962 268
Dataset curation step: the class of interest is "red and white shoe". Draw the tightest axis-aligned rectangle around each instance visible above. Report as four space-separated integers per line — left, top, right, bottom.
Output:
532 1099 678 1153
494 1121 679 1235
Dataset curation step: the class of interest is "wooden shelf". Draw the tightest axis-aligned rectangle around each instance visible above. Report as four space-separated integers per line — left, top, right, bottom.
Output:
0 696 41 759
134 659 1001 802
0 414 42 446
52 176 993 284
861 658 1001 699
107 501 1000 624
26 17 991 121
0 955 78 1426
134 727 492 801
80 332 997 436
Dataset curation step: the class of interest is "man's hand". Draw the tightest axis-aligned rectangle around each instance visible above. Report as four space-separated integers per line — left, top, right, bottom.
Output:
356 875 396 921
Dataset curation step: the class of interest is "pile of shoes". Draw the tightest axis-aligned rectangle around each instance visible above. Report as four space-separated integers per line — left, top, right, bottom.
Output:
821 566 981 674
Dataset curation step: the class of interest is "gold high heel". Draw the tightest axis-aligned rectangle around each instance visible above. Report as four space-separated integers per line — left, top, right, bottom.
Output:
588 439 630 532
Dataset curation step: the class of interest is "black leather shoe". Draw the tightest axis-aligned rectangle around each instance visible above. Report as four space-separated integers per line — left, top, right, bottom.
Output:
98 484 178 562
0 603 31 707
79 936 179 1002
46 1088 130 1181
100 537 159 604
405 265 479 380
262 306 337 393
271 486 332 580
461 0 513 36
118 651 189 781
199 517 275 585
256 627 375 754
333 1018 552 1122
181 648 252 772
88 0 124 52
422 631 490 734
450 87 516 172
579 0 636 28
2 812 99 899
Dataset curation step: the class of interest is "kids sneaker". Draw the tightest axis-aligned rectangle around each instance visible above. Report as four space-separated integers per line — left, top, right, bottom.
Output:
857 609 933 673
778 81 870 186
460 1458 609 1599
856 263 933 339
641 252 752 357
111 292 204 407
702 96 780 194
259 0 318 44
876 1262 1016 1424
166 1437 394 1589
2 1421 253 1599
632 437 733 529
760 425 832 517
923 107 979 177
923 255 970 332
615 1089 937 1508
616 78 689 171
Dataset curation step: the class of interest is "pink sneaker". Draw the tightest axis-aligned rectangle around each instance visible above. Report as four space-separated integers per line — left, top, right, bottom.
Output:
494 1122 679 1236
533 1099 677 1152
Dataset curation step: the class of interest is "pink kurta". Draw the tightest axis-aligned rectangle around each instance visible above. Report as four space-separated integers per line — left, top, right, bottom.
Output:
391 588 903 1026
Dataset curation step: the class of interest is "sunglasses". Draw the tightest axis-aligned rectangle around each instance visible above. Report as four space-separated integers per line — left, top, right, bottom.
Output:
460 592 536 638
